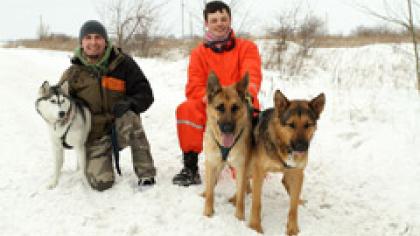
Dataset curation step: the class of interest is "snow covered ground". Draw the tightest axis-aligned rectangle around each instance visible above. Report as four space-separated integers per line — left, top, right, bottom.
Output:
0 44 419 236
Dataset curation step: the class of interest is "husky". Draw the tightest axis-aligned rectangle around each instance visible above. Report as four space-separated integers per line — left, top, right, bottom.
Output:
203 72 252 220
35 81 91 189
248 90 325 235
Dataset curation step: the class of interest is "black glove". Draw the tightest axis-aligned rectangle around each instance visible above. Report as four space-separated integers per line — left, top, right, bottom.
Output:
112 100 131 118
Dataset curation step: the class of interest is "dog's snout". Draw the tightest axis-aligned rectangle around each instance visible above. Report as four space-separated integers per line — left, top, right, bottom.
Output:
219 122 235 133
59 111 66 118
292 140 308 152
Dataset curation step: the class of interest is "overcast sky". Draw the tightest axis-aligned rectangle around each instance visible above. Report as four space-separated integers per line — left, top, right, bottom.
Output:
0 0 401 41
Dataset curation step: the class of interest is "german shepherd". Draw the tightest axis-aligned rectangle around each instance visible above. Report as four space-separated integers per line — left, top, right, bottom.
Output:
203 72 252 220
249 90 325 235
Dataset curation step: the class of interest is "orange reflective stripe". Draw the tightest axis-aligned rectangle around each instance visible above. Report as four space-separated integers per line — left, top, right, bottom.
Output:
102 76 125 92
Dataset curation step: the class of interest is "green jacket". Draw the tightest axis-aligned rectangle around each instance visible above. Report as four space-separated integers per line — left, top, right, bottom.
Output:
60 46 154 141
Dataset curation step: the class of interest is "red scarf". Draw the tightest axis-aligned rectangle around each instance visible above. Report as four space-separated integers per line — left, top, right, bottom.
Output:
204 29 235 53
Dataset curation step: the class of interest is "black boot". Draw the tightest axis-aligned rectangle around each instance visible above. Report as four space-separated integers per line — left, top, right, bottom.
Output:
172 152 201 186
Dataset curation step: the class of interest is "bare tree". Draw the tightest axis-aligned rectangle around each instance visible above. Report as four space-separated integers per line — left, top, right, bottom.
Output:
407 0 420 91
264 3 301 70
229 0 256 35
357 0 420 91
98 0 167 56
37 15 50 40
264 1 325 74
296 15 325 56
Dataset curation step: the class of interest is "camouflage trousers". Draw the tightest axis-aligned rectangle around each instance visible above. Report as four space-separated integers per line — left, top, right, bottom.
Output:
85 111 156 191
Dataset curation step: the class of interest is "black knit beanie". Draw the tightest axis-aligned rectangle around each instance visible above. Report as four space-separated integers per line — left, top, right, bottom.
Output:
79 20 108 42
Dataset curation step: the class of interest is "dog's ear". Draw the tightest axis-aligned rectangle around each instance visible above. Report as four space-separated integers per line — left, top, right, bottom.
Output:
309 93 325 119
60 81 69 96
39 81 50 97
207 71 222 102
236 72 249 99
274 90 289 112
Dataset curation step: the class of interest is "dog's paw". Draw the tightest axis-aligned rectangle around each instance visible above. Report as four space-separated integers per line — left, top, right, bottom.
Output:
249 222 264 234
46 180 58 189
235 210 245 221
203 207 214 217
286 221 300 235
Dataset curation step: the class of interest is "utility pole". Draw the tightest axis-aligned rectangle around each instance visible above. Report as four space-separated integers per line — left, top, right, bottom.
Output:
181 0 185 38
189 12 194 37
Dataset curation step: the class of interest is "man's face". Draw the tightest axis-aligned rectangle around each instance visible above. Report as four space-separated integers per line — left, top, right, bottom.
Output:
81 33 106 59
205 9 231 38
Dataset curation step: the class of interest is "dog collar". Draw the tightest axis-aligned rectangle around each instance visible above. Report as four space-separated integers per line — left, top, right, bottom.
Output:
213 128 244 161
268 140 295 169
59 103 76 149
60 103 74 126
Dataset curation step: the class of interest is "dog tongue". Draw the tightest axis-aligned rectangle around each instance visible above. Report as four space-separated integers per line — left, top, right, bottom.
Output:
222 134 235 148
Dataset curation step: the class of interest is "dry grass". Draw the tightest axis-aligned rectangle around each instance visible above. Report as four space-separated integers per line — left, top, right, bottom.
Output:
3 34 414 55
132 37 202 58
260 34 413 48
312 35 412 48
5 37 78 52
4 36 202 59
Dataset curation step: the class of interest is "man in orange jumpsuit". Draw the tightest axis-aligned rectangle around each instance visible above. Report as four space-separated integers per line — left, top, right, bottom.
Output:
173 0 262 186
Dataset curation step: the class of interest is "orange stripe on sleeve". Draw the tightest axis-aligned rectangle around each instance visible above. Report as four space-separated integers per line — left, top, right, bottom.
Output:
102 76 126 92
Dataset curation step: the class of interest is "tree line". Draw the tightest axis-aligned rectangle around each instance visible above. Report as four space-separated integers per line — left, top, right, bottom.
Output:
33 0 420 92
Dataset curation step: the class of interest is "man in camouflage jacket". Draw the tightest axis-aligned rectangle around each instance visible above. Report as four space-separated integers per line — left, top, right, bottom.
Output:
60 20 156 191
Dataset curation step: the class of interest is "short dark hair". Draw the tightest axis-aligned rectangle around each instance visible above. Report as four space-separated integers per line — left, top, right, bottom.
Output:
203 1 231 21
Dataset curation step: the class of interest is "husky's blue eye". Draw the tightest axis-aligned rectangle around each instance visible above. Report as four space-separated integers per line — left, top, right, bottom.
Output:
216 104 225 113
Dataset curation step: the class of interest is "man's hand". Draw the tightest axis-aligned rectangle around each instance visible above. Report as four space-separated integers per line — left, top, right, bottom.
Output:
112 100 131 118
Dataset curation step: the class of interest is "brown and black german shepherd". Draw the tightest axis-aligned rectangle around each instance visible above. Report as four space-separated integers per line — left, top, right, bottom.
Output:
203 72 252 220
249 90 325 235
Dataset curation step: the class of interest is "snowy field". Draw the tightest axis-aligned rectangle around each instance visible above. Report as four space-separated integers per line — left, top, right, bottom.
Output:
0 44 419 236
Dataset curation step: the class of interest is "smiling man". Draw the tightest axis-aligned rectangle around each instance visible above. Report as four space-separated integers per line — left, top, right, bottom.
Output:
173 1 263 186
59 20 157 191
